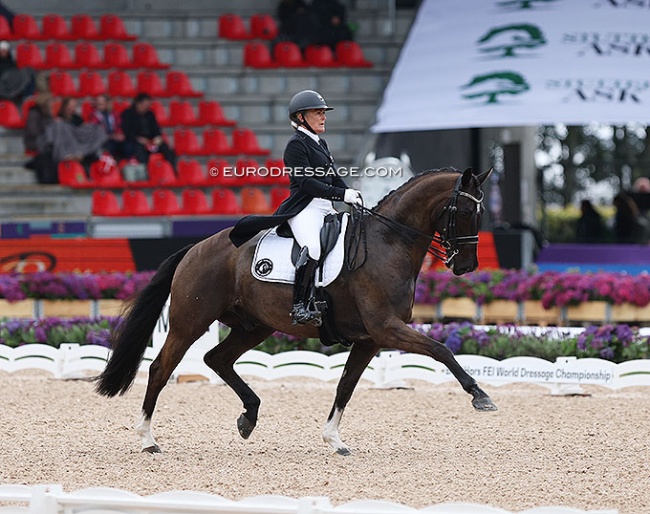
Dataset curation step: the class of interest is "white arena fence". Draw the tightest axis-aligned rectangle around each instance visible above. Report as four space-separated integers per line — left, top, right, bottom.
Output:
0 484 618 514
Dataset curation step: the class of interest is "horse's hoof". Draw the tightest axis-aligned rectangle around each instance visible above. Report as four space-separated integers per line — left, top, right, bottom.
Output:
472 396 498 411
237 413 256 439
142 444 161 454
335 447 351 456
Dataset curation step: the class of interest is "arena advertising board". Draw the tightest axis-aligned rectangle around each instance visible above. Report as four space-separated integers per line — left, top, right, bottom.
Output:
373 0 650 132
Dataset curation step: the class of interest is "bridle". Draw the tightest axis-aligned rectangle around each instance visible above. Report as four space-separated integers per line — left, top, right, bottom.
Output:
346 174 484 271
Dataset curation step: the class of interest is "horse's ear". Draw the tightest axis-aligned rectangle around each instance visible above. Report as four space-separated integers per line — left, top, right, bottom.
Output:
364 151 376 165
461 167 473 187
475 167 494 185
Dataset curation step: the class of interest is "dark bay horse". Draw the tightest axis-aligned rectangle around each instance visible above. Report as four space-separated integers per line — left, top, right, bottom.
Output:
96 167 497 455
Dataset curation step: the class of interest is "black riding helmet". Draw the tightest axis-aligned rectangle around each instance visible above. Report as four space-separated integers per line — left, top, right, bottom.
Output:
288 90 333 133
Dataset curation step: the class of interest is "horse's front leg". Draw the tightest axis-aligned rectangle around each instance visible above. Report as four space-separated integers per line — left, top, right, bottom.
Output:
369 318 497 412
323 343 379 456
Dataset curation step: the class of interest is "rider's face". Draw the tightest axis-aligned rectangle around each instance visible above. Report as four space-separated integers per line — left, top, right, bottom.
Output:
302 109 326 134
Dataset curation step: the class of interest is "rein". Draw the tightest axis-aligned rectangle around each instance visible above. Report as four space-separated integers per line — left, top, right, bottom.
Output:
346 174 484 270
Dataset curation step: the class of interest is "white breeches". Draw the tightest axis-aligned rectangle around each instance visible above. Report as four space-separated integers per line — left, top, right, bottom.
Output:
288 198 337 260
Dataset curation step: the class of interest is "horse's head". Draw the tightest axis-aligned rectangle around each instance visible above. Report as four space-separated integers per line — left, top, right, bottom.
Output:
434 167 493 275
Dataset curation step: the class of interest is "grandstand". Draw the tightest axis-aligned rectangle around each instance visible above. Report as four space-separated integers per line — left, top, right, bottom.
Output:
0 0 417 264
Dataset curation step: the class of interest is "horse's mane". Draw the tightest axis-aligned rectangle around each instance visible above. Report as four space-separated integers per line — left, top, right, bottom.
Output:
372 166 461 210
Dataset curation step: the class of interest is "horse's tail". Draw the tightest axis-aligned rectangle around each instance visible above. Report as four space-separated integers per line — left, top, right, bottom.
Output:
95 244 195 397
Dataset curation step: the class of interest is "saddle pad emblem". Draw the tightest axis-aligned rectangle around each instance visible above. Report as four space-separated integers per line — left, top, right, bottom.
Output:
252 213 349 287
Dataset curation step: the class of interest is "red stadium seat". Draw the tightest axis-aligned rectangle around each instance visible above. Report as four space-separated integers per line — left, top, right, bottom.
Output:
243 42 276 68
103 42 135 69
99 14 137 41
265 157 289 185
0 100 25 128
13 14 45 40
122 189 151 216
232 128 270 155
112 99 129 118
240 186 271 214
274 41 307 68
181 188 211 215
90 159 125 188
205 158 243 187
136 71 170 97
249 13 279 40
336 40 373 67
270 186 290 210
92 190 122 216
149 100 171 127
132 42 169 69
41 14 74 41
77 70 107 96
165 71 203 98
168 100 199 126
218 14 251 40
0 16 14 41
202 128 235 156
173 128 204 156
49 71 80 97
305 45 339 67
197 100 236 126
151 188 181 215
74 42 107 69
58 160 93 188
107 70 136 97
45 42 77 69
147 158 178 186
80 99 93 120
16 43 46 69
235 158 262 185
211 187 241 215
70 14 101 40
177 159 206 186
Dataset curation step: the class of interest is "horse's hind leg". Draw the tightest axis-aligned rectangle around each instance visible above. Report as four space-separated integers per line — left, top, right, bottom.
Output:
203 324 274 439
138 323 210 453
323 343 379 456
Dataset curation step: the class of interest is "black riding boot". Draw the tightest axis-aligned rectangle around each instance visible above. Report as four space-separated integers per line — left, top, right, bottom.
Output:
291 247 322 326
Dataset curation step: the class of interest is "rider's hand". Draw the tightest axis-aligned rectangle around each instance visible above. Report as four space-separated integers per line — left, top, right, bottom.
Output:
343 189 363 207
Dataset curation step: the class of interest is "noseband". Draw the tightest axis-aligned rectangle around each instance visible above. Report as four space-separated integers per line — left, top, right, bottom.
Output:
352 174 484 268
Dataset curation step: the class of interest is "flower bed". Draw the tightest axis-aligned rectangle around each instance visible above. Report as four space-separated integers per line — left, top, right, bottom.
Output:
2 318 649 364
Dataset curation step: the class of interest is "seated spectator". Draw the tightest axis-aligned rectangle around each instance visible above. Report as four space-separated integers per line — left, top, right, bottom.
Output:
575 199 605 244
613 192 650 245
310 0 354 50
88 94 124 159
0 40 35 103
0 1 14 25
40 96 107 180
24 92 55 182
120 92 176 170
276 0 319 50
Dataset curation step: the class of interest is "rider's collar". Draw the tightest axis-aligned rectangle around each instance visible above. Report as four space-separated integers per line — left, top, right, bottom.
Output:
297 125 320 143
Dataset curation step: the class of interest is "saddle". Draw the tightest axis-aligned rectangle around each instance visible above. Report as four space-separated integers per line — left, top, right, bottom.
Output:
251 212 351 347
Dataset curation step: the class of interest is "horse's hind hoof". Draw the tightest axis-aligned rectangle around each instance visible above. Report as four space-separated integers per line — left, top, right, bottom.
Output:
472 396 498 412
336 447 351 456
237 413 256 439
142 444 161 454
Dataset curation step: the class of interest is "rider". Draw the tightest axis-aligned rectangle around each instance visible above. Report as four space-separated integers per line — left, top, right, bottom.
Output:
228 90 362 326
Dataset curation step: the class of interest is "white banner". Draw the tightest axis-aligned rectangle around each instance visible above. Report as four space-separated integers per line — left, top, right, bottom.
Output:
373 0 650 132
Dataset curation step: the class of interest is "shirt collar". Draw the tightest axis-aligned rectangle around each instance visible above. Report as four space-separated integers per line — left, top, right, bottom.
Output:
297 125 320 143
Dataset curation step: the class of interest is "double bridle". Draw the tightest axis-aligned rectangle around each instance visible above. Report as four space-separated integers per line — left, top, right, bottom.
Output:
346 174 484 271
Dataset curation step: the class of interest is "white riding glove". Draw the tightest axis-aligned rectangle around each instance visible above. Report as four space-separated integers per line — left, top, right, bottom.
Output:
343 189 363 207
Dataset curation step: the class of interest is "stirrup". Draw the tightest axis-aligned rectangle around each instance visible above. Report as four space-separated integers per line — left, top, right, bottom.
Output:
291 303 322 327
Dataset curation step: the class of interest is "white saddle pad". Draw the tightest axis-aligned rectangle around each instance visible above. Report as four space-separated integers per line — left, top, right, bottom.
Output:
251 213 349 287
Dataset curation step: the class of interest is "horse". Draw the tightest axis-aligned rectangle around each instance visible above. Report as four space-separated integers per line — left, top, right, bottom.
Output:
95 166 497 455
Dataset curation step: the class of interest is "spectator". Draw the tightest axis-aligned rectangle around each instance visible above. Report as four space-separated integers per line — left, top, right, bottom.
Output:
23 92 55 182
613 192 650 245
310 0 353 50
575 199 605 244
0 1 14 25
0 40 35 103
120 92 176 170
276 0 319 50
88 94 124 159
57 97 83 126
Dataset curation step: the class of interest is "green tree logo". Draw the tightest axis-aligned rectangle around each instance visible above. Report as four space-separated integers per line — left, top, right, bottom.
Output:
478 24 546 58
461 71 530 104
496 0 559 10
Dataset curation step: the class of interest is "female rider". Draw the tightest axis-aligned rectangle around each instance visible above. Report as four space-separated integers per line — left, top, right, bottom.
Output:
229 89 362 326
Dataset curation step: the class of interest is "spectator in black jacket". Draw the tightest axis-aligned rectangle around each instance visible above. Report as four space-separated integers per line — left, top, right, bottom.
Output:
120 92 176 169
